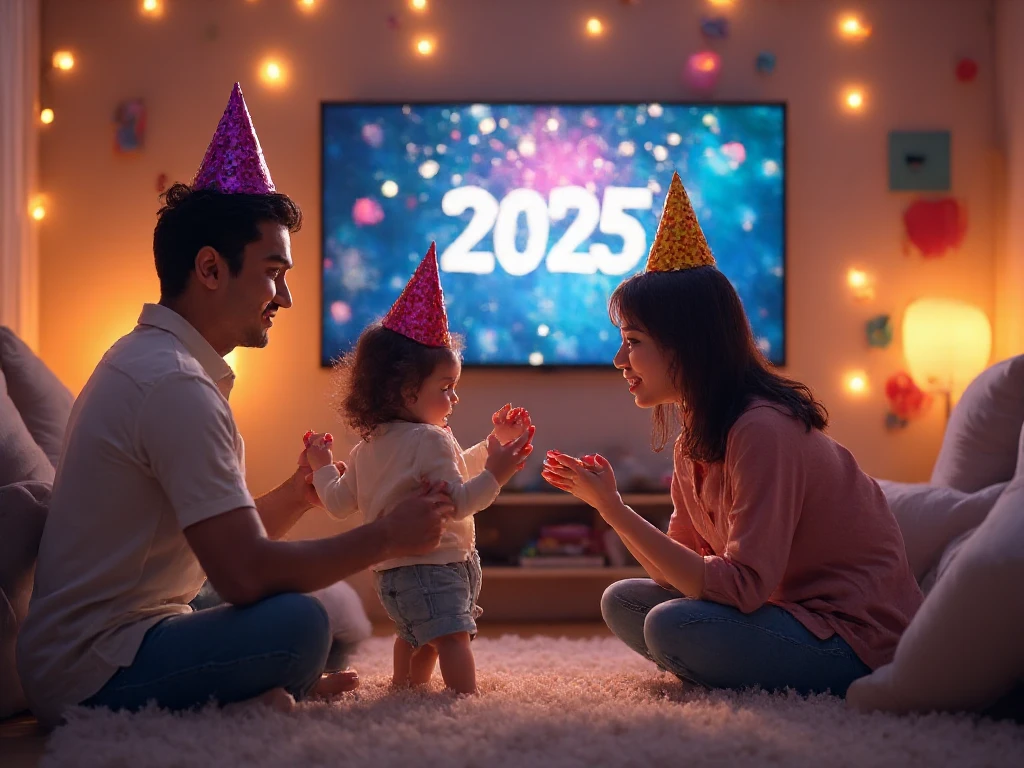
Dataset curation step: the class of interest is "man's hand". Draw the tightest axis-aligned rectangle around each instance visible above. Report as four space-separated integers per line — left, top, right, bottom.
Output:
490 404 532 445
378 480 455 558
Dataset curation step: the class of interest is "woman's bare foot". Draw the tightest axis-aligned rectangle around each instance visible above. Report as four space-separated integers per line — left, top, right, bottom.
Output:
312 669 360 698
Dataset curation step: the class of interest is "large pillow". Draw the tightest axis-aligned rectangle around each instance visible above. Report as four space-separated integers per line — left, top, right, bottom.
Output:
876 479 1005 584
0 372 55 488
847 472 1024 715
0 326 74 468
931 355 1024 492
0 480 51 718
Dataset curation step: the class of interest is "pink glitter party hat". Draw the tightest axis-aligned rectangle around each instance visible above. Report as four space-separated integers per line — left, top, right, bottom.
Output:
192 83 276 194
382 242 451 348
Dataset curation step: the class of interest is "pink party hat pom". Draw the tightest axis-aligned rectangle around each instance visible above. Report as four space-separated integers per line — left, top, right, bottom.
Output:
192 83 275 194
382 242 451 348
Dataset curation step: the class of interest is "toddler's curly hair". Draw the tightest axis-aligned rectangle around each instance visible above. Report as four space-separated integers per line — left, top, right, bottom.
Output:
333 324 463 440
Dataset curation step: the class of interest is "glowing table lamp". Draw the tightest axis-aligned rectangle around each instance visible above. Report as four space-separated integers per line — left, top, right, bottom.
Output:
902 298 992 418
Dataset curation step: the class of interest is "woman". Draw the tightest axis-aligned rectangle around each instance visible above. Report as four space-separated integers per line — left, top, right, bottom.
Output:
542 174 922 697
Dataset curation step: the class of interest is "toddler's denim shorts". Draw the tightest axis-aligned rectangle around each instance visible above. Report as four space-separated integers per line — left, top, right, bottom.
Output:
375 550 483 648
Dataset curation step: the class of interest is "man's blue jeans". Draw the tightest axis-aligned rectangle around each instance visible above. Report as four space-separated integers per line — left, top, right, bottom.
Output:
602 579 871 697
82 593 332 714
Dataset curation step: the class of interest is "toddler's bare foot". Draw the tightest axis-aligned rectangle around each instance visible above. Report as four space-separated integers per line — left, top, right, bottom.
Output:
313 669 360 698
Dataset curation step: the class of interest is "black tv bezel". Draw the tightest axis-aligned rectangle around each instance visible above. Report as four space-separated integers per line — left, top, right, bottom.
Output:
319 99 788 371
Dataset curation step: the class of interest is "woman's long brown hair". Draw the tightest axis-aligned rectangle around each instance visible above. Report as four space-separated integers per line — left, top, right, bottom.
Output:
609 266 827 462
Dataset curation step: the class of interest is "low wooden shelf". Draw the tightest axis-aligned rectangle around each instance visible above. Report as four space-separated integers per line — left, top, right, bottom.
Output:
474 491 672 621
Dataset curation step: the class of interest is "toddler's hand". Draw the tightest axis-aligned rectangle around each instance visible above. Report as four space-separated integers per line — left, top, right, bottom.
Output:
484 425 535 485
490 403 532 445
303 430 336 472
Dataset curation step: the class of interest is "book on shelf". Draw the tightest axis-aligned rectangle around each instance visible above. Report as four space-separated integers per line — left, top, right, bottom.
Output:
517 554 607 568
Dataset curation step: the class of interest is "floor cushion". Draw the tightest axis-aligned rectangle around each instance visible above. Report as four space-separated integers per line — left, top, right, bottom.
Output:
848 472 1024 715
0 481 51 718
0 327 74 469
931 355 1024 492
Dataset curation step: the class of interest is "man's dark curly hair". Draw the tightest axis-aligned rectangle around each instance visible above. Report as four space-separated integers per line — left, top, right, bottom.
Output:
153 182 302 299
335 324 464 440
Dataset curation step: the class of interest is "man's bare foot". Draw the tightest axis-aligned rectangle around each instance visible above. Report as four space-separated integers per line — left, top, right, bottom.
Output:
312 669 360 698
256 687 296 713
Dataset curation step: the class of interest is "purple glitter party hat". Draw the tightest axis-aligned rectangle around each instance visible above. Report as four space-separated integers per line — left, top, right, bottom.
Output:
382 242 451 348
192 83 275 194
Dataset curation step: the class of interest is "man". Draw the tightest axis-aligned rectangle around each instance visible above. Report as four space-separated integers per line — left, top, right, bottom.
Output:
16 84 533 727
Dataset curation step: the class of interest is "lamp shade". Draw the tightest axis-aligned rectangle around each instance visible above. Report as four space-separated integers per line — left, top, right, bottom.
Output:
902 298 992 402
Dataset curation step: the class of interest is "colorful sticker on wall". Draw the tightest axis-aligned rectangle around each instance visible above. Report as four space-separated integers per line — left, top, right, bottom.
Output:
700 16 729 39
114 99 146 153
756 51 776 74
956 57 978 82
885 371 932 428
903 198 967 259
866 314 893 348
684 51 721 92
888 131 951 192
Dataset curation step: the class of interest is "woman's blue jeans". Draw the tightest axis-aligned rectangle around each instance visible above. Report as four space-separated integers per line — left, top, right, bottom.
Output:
82 593 333 714
602 579 871 697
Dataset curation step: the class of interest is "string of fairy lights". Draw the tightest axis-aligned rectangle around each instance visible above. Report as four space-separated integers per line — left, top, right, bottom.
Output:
32 1 876 210
34 1 949 416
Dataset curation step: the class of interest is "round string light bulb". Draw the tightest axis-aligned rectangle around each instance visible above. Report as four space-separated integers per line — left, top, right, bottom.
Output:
838 14 871 41
52 51 75 71
844 371 869 396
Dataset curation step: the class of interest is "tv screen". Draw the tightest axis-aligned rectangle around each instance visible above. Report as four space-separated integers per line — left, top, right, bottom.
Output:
321 102 785 367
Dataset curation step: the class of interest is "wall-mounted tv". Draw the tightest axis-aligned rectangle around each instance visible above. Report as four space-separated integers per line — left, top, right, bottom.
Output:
321 101 785 367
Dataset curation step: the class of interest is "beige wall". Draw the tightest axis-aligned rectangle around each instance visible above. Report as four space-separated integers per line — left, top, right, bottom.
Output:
37 0 998 544
995 0 1024 360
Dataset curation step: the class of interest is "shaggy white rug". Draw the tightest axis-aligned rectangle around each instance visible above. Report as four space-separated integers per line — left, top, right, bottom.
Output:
45 636 1024 768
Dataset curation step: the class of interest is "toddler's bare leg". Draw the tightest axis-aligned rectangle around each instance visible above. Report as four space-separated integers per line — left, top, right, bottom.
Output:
392 636 414 687
434 632 476 694
409 644 439 686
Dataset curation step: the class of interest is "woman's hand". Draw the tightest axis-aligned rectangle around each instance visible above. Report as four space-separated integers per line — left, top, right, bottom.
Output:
541 451 620 511
490 403 532 445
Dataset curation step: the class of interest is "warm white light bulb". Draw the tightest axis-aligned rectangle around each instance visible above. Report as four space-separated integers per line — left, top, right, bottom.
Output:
260 59 286 86
410 0 428 10
838 14 871 41
416 38 434 56
586 18 604 36
40 108 55 125
844 371 869 396
52 51 75 71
